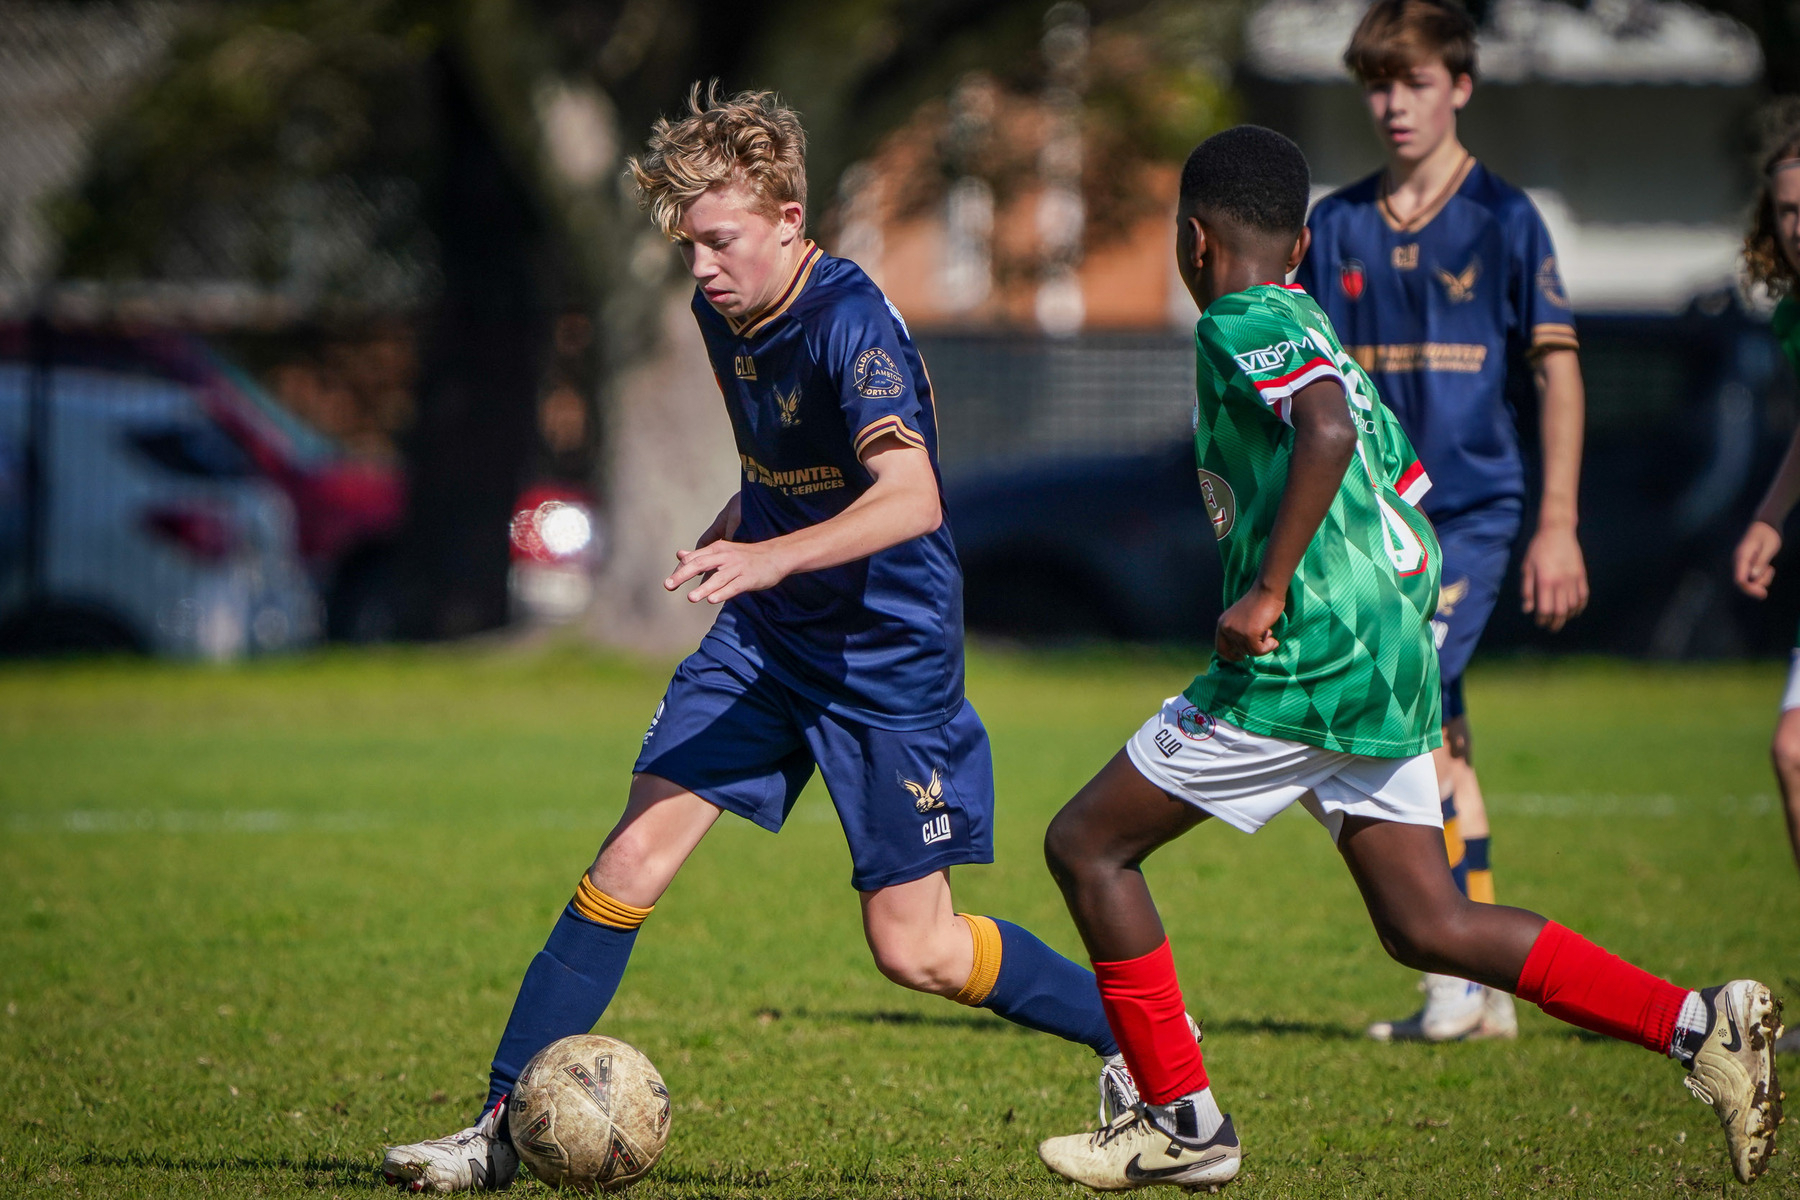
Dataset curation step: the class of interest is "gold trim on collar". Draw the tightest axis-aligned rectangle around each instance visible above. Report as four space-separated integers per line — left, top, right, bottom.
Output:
728 242 822 339
1379 153 1475 234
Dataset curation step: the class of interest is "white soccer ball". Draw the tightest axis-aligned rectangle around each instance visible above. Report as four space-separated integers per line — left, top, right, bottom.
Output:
510 1034 671 1191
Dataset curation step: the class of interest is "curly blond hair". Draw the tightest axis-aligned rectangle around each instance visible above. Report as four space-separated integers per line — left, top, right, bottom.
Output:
1745 105 1800 299
627 82 808 240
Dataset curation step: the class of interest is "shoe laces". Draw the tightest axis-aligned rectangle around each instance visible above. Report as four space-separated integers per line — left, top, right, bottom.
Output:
1089 1106 1149 1149
1684 1074 1717 1106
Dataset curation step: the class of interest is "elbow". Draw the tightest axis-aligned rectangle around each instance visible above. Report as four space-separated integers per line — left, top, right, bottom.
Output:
916 492 944 539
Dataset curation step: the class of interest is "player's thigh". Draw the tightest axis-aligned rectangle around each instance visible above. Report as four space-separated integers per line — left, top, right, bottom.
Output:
1046 749 1209 876
1333 815 1468 950
630 645 817 835
589 774 725 906
805 700 996 893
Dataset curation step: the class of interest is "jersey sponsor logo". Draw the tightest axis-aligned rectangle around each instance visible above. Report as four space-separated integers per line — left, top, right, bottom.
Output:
1375 492 1430 576
1339 258 1366 300
1175 705 1217 740
643 699 664 745
1434 259 1480 304
774 383 802 427
854 347 906 398
883 296 912 337
1153 728 1183 758
739 453 847 496
1536 255 1570 308
921 813 952 845
1196 469 1236 539
1391 244 1419 271
901 767 947 813
1232 340 1308 374
1346 342 1488 374
734 354 757 380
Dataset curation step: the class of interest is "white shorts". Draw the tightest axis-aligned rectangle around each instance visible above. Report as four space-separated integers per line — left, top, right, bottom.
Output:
1782 650 1800 712
1124 695 1442 843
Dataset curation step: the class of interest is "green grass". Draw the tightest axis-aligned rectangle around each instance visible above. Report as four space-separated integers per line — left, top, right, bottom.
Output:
2 646 1797 1198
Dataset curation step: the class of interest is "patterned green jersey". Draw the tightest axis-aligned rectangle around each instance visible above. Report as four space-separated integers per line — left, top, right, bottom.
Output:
1183 283 1442 757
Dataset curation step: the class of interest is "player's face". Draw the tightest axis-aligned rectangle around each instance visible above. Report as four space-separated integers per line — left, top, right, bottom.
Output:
676 184 806 319
1363 60 1471 164
1775 167 1800 275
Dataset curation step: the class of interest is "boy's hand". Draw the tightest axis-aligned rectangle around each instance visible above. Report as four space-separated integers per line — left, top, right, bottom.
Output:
1519 525 1588 632
1734 520 1783 600
665 540 791 605
1216 583 1286 662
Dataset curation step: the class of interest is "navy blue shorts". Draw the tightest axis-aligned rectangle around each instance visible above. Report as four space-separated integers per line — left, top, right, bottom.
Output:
632 642 995 891
1430 501 1522 722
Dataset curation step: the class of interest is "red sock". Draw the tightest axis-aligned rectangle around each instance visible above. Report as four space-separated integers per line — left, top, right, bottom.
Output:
1092 938 1208 1104
1514 921 1687 1053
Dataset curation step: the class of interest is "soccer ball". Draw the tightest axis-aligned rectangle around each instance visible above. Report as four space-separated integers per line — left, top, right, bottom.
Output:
509 1034 671 1191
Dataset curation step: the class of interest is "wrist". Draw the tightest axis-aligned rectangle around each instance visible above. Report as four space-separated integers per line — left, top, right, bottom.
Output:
1752 510 1788 532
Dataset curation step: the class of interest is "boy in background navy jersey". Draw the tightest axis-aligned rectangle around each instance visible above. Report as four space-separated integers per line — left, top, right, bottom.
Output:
1296 0 1592 1044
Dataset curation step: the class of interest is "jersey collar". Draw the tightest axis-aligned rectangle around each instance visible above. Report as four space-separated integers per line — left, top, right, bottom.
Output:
1377 153 1475 234
728 241 823 339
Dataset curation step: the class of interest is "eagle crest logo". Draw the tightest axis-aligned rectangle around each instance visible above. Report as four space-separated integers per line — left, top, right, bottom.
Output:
1434 259 1480 304
1437 577 1469 617
901 768 946 813
774 384 802 427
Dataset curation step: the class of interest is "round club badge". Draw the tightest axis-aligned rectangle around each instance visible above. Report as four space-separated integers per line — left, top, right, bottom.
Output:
1175 705 1216 741
854 347 905 398
1197 469 1235 540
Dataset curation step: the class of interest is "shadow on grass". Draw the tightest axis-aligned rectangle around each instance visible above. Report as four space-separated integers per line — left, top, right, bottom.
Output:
69 1148 370 1185
1206 1016 1365 1041
793 1008 1031 1033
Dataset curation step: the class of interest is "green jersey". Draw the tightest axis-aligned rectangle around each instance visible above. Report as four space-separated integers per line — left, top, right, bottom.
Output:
1183 283 1442 758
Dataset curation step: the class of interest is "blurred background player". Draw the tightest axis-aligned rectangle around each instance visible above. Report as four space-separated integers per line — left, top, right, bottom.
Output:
1730 112 1800 1056
380 85 1141 1193
1034 124 1782 1193
1296 0 1591 1043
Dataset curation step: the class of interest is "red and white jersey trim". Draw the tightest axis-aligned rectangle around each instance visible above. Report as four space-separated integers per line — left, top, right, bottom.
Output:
1249 357 1348 424
1396 460 1432 506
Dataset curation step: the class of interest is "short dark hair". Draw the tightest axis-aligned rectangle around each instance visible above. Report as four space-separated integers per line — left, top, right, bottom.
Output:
1178 126 1311 238
1345 0 1478 85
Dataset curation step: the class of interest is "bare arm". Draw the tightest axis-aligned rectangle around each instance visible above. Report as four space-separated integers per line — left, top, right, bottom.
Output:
664 435 941 605
1519 348 1589 631
1733 427 1800 599
1216 379 1358 662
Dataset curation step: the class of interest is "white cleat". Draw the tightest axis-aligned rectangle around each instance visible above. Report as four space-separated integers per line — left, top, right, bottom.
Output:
381 1099 518 1193
1098 1015 1204 1125
1682 980 1783 1184
1476 985 1519 1039
1040 1103 1241 1193
1367 973 1486 1043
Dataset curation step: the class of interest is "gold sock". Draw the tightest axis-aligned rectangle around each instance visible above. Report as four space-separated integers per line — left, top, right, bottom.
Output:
951 913 1002 1006
572 875 654 930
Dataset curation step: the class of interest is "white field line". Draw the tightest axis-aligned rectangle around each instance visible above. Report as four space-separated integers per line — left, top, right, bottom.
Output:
0 793 1779 833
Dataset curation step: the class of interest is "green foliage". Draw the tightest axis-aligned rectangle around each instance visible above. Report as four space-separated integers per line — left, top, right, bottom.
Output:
1 648 1795 1197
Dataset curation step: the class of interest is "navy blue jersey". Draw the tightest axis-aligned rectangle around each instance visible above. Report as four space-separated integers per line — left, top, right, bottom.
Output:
1297 159 1577 520
693 242 964 731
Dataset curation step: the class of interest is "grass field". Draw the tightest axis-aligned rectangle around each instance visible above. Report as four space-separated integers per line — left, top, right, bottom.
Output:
2 646 1798 1199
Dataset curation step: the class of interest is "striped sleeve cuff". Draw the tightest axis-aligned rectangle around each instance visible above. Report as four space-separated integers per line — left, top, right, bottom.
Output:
1529 323 1579 353
1396 460 1431 507
1250 357 1348 425
854 415 927 457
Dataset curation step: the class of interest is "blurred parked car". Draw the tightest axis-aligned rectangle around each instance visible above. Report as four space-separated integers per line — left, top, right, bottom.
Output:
0 325 406 655
946 293 1800 656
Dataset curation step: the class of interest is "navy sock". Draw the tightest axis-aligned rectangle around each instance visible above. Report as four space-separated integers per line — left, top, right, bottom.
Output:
977 918 1118 1057
483 904 638 1117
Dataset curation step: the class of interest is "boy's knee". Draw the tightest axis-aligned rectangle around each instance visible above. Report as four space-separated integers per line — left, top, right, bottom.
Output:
866 929 963 995
1772 722 1800 779
1372 903 1470 972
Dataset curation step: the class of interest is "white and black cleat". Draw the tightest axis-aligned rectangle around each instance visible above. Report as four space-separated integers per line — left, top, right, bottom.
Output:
1098 1014 1204 1125
380 1098 519 1193
1040 1100 1241 1193
1681 980 1783 1184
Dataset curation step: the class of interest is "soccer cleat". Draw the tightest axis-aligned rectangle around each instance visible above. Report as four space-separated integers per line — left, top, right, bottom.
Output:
1098 1014 1204 1125
1476 985 1519 1039
381 1098 518 1193
1681 980 1782 1184
1367 973 1486 1043
1040 1103 1241 1193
